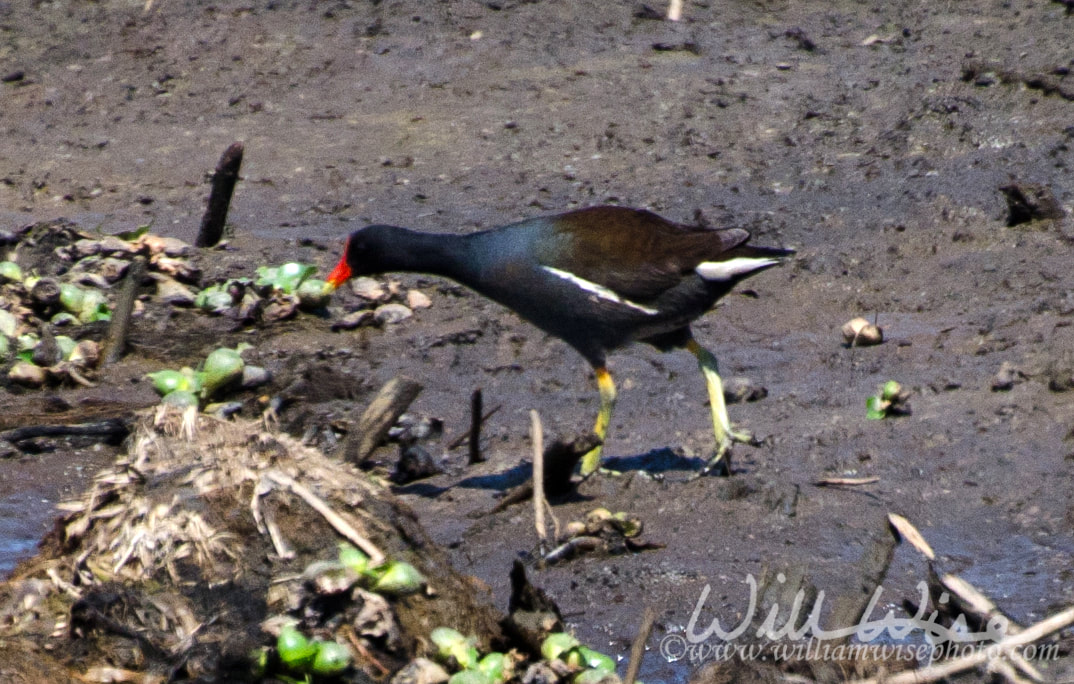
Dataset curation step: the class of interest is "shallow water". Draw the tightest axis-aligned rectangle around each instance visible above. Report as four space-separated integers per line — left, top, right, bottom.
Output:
0 448 115 578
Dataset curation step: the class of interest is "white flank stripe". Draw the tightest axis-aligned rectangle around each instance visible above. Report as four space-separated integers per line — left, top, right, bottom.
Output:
541 266 659 315
695 257 780 282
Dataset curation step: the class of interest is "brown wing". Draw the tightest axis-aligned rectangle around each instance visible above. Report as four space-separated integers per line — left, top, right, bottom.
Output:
535 206 750 301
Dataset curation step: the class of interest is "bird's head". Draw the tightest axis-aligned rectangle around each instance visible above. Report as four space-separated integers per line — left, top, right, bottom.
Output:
324 225 396 293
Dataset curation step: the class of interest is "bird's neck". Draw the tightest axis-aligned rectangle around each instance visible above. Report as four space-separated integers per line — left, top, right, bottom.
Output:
375 227 479 283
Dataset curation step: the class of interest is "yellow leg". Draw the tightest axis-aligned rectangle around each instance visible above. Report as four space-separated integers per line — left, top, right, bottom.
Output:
686 339 753 470
580 367 616 475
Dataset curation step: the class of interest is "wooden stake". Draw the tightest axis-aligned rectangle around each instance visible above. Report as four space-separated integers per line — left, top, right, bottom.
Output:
468 388 484 464
104 256 146 365
195 142 244 248
344 376 422 465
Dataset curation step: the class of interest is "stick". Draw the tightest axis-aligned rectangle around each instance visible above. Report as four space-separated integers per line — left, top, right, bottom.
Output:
264 469 385 565
343 376 423 465
887 513 936 560
531 410 547 544
104 255 146 365
667 0 683 21
0 418 130 446
850 604 1074 684
934 573 1039 680
814 476 879 487
468 388 484 464
624 606 657 684
195 142 244 248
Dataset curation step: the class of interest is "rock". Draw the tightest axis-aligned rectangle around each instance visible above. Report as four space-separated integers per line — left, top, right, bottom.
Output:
29 277 62 314
96 235 137 256
406 289 432 309
32 332 63 367
151 255 200 283
349 276 387 301
390 444 442 484
262 294 300 322
97 257 130 283
69 340 100 369
138 234 193 257
70 239 102 259
991 361 1024 392
241 365 272 389
390 658 449 684
520 662 560 684
1000 182 1065 227
330 309 375 331
154 275 197 306
374 303 412 325
842 317 883 346
235 292 263 322
1048 366 1074 392
723 376 768 403
0 309 17 338
9 361 46 387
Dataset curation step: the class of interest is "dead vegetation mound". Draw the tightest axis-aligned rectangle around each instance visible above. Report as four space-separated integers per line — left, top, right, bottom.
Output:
0 408 503 683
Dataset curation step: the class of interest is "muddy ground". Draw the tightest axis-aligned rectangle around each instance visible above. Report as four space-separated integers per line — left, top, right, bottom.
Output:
2 0 1074 681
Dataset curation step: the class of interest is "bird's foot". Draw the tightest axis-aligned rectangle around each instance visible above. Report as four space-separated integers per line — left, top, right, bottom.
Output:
579 443 603 477
698 425 760 477
699 442 734 478
728 426 756 445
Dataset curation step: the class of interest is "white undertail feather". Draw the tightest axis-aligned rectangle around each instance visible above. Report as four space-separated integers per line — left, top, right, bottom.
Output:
541 266 659 315
695 257 781 282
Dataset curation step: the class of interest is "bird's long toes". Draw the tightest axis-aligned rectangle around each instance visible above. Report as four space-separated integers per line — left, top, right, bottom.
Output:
729 426 754 445
699 440 734 477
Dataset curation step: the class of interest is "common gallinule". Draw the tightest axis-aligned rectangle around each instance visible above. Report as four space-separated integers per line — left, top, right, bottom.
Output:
325 206 792 475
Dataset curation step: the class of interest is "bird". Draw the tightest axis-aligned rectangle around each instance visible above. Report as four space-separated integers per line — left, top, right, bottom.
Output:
324 205 793 475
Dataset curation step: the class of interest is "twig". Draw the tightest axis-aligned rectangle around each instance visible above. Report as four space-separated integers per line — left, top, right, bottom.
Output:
263 506 295 560
0 418 130 446
887 513 936 560
195 142 244 248
468 388 484 464
934 573 1039 680
531 410 547 545
264 469 385 565
815 476 879 487
104 255 146 365
341 624 392 677
624 606 657 684
344 376 423 465
849 604 1074 684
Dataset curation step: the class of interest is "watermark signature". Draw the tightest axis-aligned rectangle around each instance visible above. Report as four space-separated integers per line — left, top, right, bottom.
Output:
658 574 1060 665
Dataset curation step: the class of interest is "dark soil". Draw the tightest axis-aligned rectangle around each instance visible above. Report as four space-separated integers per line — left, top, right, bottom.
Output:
2 0 1074 681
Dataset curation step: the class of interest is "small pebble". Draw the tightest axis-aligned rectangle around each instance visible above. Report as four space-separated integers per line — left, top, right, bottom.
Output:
390 658 449 684
349 276 387 301
241 365 272 389
9 361 46 387
842 316 883 346
330 309 375 331
155 276 197 306
991 361 1023 392
374 303 413 325
406 289 432 309
723 376 768 403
